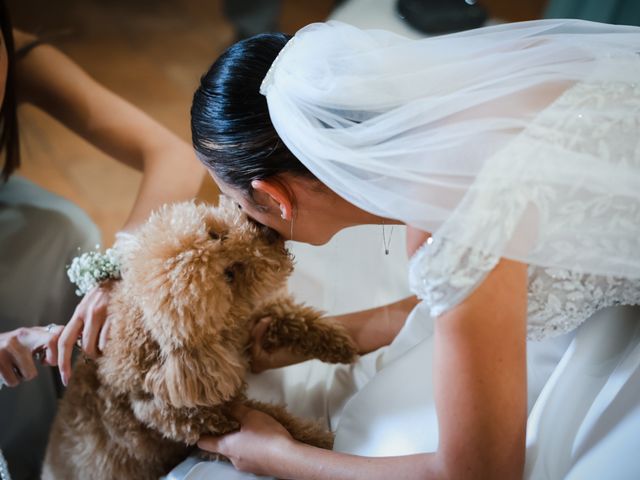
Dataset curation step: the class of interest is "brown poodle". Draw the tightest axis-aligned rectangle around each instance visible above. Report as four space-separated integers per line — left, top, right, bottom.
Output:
42 198 357 480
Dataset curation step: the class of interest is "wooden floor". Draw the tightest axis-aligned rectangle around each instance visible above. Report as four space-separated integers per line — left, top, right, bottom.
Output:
8 0 546 245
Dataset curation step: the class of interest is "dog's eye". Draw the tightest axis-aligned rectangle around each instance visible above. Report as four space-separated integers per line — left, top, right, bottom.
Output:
209 230 228 241
223 262 244 283
224 266 235 283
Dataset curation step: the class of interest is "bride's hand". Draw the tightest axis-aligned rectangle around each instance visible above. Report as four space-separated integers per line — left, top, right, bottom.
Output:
58 280 116 386
250 317 312 373
198 405 294 476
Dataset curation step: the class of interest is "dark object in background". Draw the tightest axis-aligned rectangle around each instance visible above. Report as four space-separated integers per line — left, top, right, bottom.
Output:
397 0 488 34
545 0 640 27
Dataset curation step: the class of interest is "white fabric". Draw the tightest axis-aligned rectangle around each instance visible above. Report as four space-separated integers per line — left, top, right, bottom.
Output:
409 234 640 340
333 302 575 457
525 306 640 480
261 19 640 282
286 225 410 316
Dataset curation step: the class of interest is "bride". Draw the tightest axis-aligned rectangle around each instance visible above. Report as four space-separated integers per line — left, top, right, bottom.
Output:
189 19 640 479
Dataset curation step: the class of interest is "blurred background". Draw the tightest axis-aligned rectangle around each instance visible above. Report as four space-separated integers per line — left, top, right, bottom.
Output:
9 0 637 244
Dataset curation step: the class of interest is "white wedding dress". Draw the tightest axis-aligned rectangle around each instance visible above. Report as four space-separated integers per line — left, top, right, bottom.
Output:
409 80 640 339
169 76 640 480
401 79 640 479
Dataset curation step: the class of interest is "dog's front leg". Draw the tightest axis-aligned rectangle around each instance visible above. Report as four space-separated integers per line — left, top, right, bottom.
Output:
131 397 239 446
256 297 358 364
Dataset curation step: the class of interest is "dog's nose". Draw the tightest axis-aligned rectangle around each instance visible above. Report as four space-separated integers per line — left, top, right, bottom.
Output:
247 217 282 245
260 225 282 245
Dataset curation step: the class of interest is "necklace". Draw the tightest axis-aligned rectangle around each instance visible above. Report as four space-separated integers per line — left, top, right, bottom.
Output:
382 222 394 255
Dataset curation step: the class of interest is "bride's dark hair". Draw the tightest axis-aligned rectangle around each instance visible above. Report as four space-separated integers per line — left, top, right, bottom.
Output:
191 33 315 198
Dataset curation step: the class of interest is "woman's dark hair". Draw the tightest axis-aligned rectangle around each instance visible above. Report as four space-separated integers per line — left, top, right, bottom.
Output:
191 33 314 199
0 0 19 182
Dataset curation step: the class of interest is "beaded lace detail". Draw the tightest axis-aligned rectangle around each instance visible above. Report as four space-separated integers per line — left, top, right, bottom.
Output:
408 80 640 340
409 240 640 340
260 37 296 96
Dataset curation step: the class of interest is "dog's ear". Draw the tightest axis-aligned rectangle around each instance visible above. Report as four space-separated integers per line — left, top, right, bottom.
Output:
144 340 247 408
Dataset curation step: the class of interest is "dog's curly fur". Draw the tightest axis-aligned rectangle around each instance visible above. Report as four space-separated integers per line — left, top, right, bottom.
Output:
42 199 357 480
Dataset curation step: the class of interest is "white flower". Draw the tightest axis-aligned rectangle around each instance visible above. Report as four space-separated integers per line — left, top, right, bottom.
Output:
67 246 121 296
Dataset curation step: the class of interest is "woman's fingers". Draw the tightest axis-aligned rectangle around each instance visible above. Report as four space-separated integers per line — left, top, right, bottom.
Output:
251 317 271 345
98 317 111 353
250 317 274 373
197 405 294 476
197 411 249 457
229 403 252 420
197 435 224 454
42 325 64 366
0 355 20 387
7 334 38 381
82 295 107 359
197 405 251 453
0 326 66 387
57 282 114 385
58 306 86 386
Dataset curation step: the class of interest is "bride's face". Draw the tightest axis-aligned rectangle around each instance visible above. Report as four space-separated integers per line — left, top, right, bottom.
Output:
209 171 342 246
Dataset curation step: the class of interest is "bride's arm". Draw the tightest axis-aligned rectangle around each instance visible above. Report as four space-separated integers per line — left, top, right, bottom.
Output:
334 296 419 354
201 258 529 479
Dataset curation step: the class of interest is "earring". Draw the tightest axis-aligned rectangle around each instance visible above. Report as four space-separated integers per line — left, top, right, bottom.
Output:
290 210 295 241
382 221 393 255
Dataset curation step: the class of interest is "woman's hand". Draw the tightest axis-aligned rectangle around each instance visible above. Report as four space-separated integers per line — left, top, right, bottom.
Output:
198 405 294 477
58 280 115 386
250 317 312 373
0 325 63 387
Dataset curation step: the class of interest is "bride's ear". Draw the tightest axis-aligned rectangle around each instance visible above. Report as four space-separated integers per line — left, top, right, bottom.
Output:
251 178 294 220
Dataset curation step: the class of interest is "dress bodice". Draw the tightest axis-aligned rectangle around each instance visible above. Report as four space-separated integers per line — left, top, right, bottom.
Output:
409 237 640 340
408 78 640 340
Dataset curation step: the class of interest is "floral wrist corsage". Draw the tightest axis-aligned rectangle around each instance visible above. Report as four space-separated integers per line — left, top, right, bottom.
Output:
67 245 121 296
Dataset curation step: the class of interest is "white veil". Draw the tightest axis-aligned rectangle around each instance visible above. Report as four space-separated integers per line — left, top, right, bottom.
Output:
260 19 640 279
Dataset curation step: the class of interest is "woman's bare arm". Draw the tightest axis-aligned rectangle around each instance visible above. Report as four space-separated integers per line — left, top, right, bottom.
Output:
335 295 419 354
13 29 205 232
11 30 206 381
